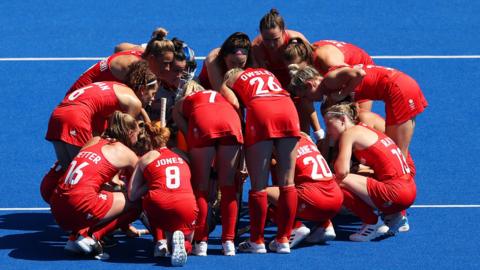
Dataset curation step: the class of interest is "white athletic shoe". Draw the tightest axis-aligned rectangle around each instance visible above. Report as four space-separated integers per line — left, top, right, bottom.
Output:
222 240 236 256
75 235 96 254
378 212 410 235
349 220 383 242
398 217 410 233
237 240 267 254
268 239 290 254
305 221 336 243
154 239 170 258
289 225 310 248
171 231 187 267
192 241 208 256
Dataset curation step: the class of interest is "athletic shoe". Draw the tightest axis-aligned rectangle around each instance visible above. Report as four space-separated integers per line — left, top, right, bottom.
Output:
64 234 83 254
171 231 187 267
398 216 410 232
154 239 170 258
222 240 236 256
349 220 383 242
305 221 336 243
268 239 290 254
75 235 96 254
378 212 410 235
75 235 109 260
191 241 207 256
289 225 310 248
237 240 267 254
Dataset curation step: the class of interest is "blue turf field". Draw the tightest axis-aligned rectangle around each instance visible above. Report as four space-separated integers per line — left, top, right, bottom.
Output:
1 1 479 269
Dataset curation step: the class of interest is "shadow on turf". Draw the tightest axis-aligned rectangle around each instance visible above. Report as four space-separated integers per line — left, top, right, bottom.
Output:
0 212 162 264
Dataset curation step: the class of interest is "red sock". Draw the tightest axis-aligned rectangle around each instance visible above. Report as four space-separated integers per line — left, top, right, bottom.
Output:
91 206 141 240
40 162 64 204
275 186 297 243
185 240 192 254
341 188 378 224
267 205 277 224
220 186 238 242
248 190 267 243
152 228 166 242
293 220 304 229
268 204 302 229
193 190 209 242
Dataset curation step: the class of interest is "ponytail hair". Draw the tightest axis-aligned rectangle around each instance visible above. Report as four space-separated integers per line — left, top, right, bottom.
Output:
144 121 171 149
288 64 320 95
102 111 138 149
260 8 285 31
284 37 313 64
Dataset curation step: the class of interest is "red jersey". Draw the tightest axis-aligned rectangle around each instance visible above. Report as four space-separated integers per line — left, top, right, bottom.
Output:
46 81 121 146
294 136 334 185
182 90 243 146
143 147 193 193
67 50 143 94
57 139 118 195
351 65 428 125
352 65 399 101
354 124 412 180
232 68 290 106
197 63 213 90
312 40 374 75
254 32 291 87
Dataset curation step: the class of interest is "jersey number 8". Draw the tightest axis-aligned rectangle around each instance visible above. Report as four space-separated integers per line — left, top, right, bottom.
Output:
165 166 180 189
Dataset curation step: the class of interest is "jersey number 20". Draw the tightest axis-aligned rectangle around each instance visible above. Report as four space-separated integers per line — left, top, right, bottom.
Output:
303 154 333 180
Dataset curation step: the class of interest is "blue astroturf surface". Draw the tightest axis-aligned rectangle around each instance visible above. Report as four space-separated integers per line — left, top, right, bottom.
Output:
0 1 479 269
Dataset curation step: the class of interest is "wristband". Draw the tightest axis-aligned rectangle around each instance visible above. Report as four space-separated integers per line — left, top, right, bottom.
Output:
313 129 326 140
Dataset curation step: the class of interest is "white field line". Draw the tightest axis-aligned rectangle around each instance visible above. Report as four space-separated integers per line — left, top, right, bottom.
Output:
1 55 480 61
0 205 479 211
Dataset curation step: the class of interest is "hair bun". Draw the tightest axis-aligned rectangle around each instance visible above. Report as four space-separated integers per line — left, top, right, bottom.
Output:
151 27 168 40
269 8 280 15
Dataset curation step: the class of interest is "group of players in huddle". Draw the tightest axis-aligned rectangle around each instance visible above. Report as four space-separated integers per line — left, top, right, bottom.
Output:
39 9 427 266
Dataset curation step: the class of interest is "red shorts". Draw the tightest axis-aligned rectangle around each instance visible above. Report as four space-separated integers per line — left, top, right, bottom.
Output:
46 106 94 147
295 180 343 222
40 162 64 204
190 136 241 148
50 189 114 232
143 190 198 235
187 104 243 148
367 175 416 214
245 97 301 146
385 73 428 125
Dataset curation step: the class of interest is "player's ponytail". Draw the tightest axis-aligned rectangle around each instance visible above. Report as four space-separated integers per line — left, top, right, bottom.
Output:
284 38 313 64
144 121 171 149
103 111 139 149
260 8 285 31
289 65 320 96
